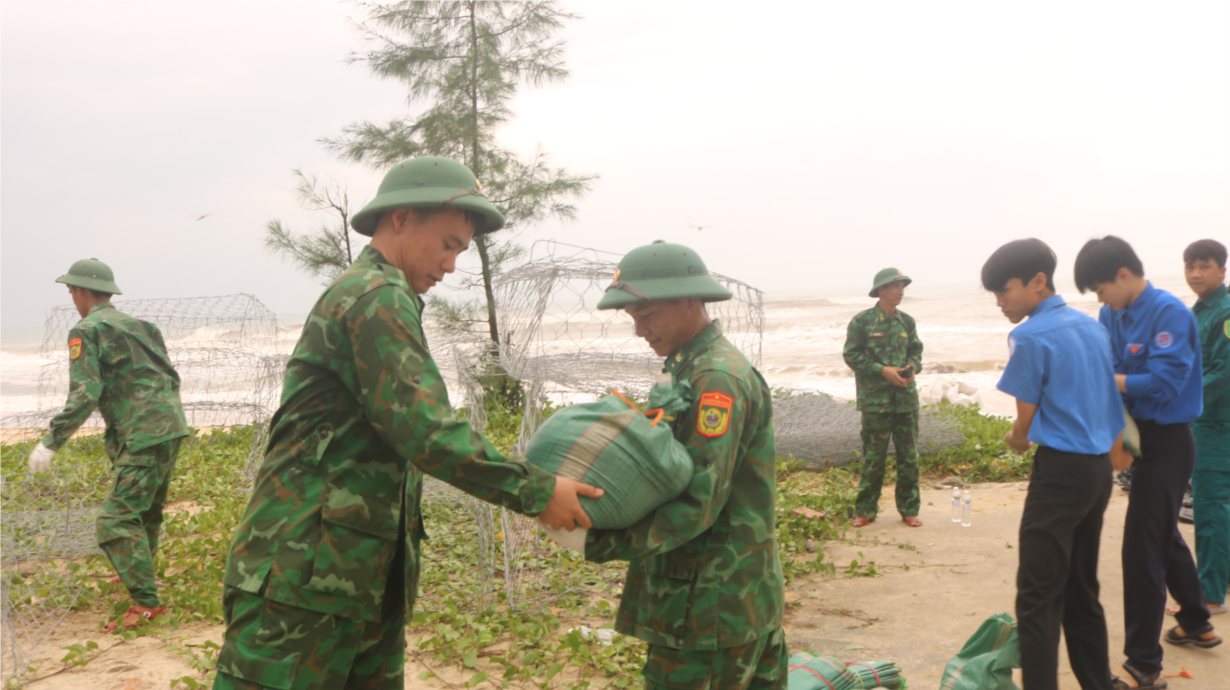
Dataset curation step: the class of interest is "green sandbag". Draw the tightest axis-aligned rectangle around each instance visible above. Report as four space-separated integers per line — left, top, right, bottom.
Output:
845 660 906 689
524 380 695 529
939 613 1020 690
786 653 858 690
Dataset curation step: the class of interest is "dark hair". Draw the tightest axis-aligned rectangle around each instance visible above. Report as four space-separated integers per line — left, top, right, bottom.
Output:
1073 235 1144 293
1183 239 1227 268
412 207 484 232
981 239 1057 292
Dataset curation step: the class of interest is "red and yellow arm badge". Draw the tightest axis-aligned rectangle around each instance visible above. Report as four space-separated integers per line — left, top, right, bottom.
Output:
696 391 733 438
68 337 83 361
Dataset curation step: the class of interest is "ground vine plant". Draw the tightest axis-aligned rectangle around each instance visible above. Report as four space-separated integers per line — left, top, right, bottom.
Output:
1 400 1026 688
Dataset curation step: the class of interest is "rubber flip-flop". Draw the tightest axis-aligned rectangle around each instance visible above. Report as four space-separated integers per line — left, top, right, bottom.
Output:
1163 625 1222 649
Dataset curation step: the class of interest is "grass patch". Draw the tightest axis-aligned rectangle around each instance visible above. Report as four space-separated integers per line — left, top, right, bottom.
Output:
2 398 1027 687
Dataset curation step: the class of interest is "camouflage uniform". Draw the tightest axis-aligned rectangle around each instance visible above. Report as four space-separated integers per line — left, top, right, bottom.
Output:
586 322 787 690
41 301 188 608
842 305 923 519
214 245 558 690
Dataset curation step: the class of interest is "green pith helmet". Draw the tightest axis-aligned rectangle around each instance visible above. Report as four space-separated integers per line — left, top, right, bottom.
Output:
56 258 122 295
350 156 506 237
869 267 911 298
597 240 733 310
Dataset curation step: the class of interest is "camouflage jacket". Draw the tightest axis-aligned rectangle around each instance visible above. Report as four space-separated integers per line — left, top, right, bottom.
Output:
43 302 188 461
586 321 784 650
843 304 923 413
222 245 557 621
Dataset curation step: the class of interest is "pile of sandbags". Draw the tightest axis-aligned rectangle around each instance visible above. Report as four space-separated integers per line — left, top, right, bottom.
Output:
787 653 906 690
525 378 695 533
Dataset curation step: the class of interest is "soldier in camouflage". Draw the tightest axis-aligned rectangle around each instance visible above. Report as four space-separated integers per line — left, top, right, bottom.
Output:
213 156 601 690
843 268 924 528
26 259 189 631
587 240 787 690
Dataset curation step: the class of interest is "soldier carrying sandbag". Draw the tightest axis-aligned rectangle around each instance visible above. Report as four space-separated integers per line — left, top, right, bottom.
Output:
212 156 601 690
580 240 788 690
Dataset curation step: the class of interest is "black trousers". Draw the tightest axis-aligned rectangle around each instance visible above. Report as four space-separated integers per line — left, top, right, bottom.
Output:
1017 446 1113 690
1122 420 1209 675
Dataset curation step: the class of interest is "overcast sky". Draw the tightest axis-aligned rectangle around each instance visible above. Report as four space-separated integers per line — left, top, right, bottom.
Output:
3 0 1228 334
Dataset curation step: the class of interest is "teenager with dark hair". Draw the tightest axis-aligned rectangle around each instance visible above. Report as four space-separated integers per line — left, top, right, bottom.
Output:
1073 236 1220 690
986 238 1125 690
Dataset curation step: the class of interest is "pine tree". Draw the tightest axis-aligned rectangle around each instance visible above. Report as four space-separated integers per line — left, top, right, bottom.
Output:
263 169 359 284
322 0 596 347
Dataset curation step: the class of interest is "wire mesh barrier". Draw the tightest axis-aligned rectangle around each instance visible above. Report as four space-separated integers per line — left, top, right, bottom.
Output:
773 393 964 470
1 294 286 681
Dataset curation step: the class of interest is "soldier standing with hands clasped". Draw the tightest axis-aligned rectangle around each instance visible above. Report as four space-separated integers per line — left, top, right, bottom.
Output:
212 156 601 690
843 268 924 528
28 259 189 632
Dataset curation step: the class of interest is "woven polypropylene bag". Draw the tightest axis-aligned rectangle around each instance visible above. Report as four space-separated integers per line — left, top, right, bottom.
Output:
939 613 1020 690
525 385 694 529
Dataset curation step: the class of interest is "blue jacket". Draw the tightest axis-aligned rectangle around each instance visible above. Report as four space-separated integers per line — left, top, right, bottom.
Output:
1099 282 1202 424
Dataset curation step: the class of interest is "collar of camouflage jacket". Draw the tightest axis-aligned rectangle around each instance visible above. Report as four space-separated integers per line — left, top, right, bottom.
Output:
357 245 425 310
89 301 115 315
664 320 724 375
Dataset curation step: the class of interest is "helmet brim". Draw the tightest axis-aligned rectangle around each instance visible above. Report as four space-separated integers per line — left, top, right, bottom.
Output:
350 187 506 237
56 274 122 295
597 275 733 310
870 276 912 298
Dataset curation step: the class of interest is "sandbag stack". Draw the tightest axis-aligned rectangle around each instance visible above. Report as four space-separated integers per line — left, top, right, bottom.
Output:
787 653 906 690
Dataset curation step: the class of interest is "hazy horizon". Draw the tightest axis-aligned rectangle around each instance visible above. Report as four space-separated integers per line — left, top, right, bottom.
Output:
4 1 1227 333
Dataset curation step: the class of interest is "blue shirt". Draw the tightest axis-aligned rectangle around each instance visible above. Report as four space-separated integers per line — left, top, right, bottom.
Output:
997 295 1124 454
1099 282 1203 424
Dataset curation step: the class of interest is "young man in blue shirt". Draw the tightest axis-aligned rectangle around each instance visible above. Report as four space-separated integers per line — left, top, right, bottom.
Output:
1183 239 1230 616
1074 236 1221 690
985 239 1125 690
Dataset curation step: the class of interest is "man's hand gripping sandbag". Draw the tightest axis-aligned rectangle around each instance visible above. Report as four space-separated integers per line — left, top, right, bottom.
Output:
526 377 696 550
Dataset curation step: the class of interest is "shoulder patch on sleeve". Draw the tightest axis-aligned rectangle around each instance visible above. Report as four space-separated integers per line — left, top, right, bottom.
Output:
696 390 733 438
69 337 83 361
1224 319 1229 339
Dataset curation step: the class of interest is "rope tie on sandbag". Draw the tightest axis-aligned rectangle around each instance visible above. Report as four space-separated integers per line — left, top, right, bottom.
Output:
611 390 665 427
846 661 881 686
787 665 837 690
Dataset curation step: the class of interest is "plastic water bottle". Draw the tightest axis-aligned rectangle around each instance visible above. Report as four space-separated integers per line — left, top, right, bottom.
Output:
961 490 972 527
951 487 962 523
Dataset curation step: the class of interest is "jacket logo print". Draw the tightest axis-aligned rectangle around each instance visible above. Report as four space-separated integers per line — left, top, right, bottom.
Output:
1154 332 1173 349
69 337 83 361
1127 343 1143 355
696 391 733 438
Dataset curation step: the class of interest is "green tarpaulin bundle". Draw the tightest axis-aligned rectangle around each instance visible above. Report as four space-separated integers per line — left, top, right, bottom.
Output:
846 660 905 689
787 653 906 690
938 613 1020 690
524 380 695 529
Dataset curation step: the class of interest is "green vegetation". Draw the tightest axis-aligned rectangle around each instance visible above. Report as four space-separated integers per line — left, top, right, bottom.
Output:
918 402 1033 482
1 399 1027 687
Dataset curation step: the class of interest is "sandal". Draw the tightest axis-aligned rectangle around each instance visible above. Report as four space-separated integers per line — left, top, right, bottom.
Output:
103 604 164 633
902 516 922 527
851 517 875 528
1163 623 1222 648
1111 663 1167 690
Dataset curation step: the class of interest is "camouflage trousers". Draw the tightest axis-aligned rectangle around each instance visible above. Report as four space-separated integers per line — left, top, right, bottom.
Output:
213 586 405 690
642 628 788 690
98 437 181 607
855 409 920 519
